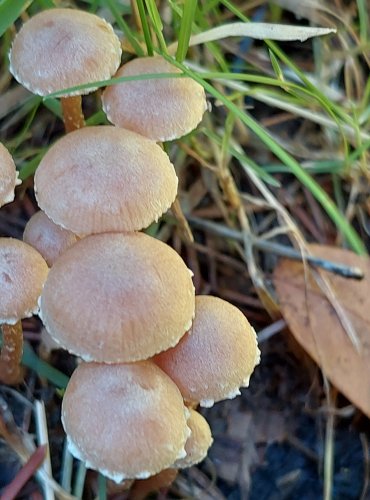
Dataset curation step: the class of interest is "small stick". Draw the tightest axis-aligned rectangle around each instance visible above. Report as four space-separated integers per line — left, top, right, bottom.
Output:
188 216 364 280
171 198 194 242
34 401 55 500
0 322 23 384
61 96 85 133
1 445 46 500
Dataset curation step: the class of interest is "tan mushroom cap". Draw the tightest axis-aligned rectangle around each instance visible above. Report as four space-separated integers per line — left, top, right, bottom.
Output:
0 143 20 207
39 232 195 363
9 8 121 96
34 126 178 235
62 361 190 482
0 238 49 324
102 56 207 141
154 295 260 407
23 210 78 267
174 409 213 469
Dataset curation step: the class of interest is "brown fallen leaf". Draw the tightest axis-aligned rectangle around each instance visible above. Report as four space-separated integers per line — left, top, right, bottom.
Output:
273 244 370 417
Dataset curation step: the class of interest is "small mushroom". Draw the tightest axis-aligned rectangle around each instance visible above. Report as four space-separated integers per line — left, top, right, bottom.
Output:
0 239 49 384
23 210 78 266
154 295 260 407
102 56 207 142
173 408 213 469
0 142 20 208
34 126 178 235
39 232 195 363
61 361 190 482
9 8 121 132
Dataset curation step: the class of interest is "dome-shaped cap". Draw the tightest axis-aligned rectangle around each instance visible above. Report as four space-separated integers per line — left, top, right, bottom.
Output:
9 8 121 96
0 238 49 324
0 143 20 207
102 56 207 141
62 361 190 482
40 232 195 363
174 409 213 468
154 295 260 407
34 126 178 235
23 210 78 266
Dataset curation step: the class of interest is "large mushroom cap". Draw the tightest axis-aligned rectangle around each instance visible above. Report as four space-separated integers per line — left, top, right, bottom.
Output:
39 232 195 363
62 361 190 482
23 210 78 266
154 295 260 407
0 142 20 207
9 8 121 96
0 238 49 324
102 56 207 141
34 126 178 235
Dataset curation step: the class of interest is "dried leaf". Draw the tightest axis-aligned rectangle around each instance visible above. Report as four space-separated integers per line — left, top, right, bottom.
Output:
273 244 370 417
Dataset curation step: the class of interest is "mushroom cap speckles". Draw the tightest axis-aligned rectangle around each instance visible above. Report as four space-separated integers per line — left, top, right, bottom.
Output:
154 295 260 407
102 56 207 142
23 211 78 267
9 8 122 96
39 232 195 363
0 238 49 324
34 126 178 235
0 142 20 208
62 361 190 481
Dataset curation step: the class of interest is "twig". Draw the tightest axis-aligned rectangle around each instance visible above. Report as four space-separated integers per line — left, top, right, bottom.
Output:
34 401 54 500
188 216 364 280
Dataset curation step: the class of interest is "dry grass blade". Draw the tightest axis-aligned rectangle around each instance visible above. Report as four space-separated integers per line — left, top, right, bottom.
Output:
273 244 370 417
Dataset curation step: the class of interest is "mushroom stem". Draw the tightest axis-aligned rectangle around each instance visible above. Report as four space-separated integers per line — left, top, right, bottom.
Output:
0 321 23 384
171 198 194 243
61 96 85 133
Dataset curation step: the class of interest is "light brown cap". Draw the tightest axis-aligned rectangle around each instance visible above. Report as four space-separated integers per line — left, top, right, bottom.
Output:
62 361 190 482
23 210 78 266
0 238 49 324
102 56 207 141
174 409 213 468
154 295 260 407
39 232 195 363
34 126 178 235
0 142 20 207
9 8 121 96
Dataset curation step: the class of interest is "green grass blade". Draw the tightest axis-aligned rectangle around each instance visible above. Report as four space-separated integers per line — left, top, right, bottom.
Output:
176 0 198 62
22 341 69 389
106 0 144 56
0 0 32 37
164 55 366 254
136 0 154 56
145 0 168 53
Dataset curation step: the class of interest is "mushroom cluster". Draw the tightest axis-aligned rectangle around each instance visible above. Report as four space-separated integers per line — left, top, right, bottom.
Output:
6 5 260 491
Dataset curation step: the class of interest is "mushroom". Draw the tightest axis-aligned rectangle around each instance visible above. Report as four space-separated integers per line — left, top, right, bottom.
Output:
154 295 260 407
34 126 178 235
0 142 20 208
102 56 207 142
173 409 213 469
39 232 195 363
0 239 49 384
9 8 121 132
23 210 78 266
61 361 190 482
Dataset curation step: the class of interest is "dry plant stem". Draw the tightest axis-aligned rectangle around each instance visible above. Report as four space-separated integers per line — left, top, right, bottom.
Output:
171 197 194 242
0 322 23 384
61 96 85 133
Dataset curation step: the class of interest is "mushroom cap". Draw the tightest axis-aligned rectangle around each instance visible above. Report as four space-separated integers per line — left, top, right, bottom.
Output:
0 238 49 324
23 210 78 266
62 361 190 482
102 56 207 141
0 142 20 207
154 295 260 407
34 126 178 235
9 8 121 96
174 409 213 468
39 232 195 363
